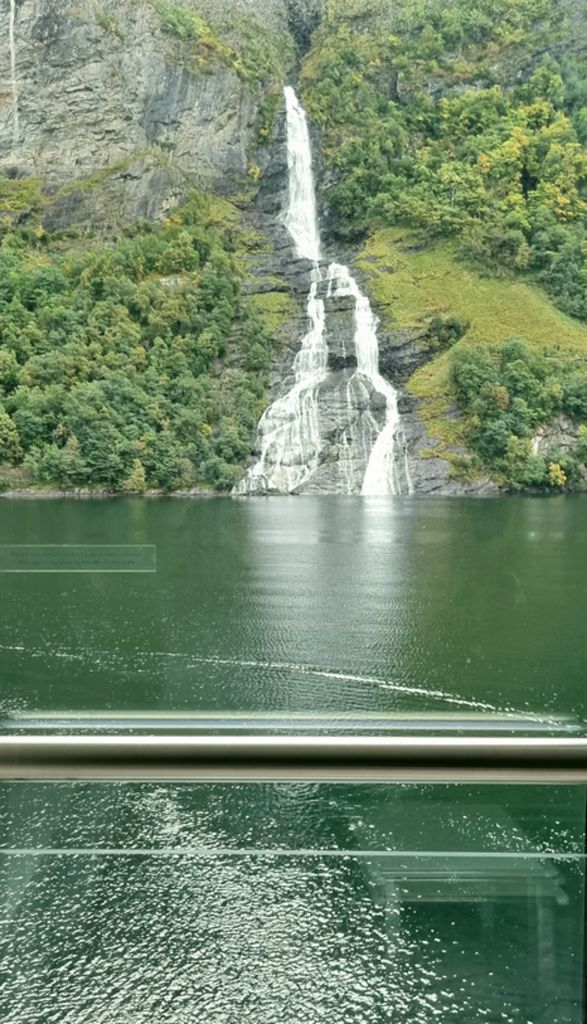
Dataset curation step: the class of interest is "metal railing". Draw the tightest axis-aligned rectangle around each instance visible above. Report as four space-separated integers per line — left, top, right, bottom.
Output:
2 734 587 783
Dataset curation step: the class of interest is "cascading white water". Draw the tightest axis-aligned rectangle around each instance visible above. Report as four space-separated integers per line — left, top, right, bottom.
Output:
9 0 19 146
238 86 328 494
238 273 328 493
329 264 413 495
239 88 411 495
281 86 321 263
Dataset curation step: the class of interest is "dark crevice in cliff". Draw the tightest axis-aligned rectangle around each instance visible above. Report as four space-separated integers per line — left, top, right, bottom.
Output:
285 0 323 54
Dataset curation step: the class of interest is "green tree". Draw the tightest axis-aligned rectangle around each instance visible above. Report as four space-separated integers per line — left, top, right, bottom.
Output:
0 188 273 491
123 458 147 494
0 409 22 463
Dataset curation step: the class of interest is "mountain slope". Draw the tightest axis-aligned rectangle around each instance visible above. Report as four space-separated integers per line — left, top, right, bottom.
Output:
1 0 587 493
0 0 299 493
302 0 587 490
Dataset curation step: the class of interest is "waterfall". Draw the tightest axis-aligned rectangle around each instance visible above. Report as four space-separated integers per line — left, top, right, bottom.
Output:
238 88 411 496
281 86 321 263
238 272 329 494
9 0 19 146
329 264 413 496
237 86 328 494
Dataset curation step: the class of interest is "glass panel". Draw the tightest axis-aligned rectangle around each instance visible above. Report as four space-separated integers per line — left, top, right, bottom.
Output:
3 1 586 1017
1 783 584 1023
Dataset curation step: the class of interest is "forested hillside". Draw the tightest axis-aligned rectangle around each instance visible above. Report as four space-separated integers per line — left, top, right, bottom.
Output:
1 0 587 492
302 0 587 489
0 189 279 491
0 0 296 492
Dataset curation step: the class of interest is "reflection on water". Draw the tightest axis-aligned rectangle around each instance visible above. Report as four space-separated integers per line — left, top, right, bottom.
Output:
0 496 586 720
0 783 584 1023
2 850 582 1024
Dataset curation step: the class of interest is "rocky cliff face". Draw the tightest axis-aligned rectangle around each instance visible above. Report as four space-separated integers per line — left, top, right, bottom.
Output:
0 0 291 229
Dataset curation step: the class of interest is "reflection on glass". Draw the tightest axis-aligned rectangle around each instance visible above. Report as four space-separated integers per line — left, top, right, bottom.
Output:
0 783 584 1023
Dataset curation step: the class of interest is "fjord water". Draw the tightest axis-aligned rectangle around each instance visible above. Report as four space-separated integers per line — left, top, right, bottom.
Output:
0 496 586 1022
239 89 410 495
1 496 586 721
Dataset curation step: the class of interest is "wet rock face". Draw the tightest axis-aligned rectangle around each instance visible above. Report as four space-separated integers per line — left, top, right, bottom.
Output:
532 414 582 457
304 371 385 494
285 0 324 52
400 399 499 496
248 368 387 496
256 106 290 220
328 353 357 371
0 0 263 228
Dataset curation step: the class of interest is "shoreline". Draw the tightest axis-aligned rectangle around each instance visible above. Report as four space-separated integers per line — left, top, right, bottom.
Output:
0 488 220 500
0 486 583 501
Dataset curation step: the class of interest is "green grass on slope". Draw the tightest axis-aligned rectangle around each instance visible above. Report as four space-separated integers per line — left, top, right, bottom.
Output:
248 289 297 336
358 229 587 355
356 229 587 461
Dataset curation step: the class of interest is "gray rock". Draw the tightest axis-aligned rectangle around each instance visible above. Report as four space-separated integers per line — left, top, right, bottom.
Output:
398 398 500 495
377 325 436 381
532 414 583 457
0 0 265 228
